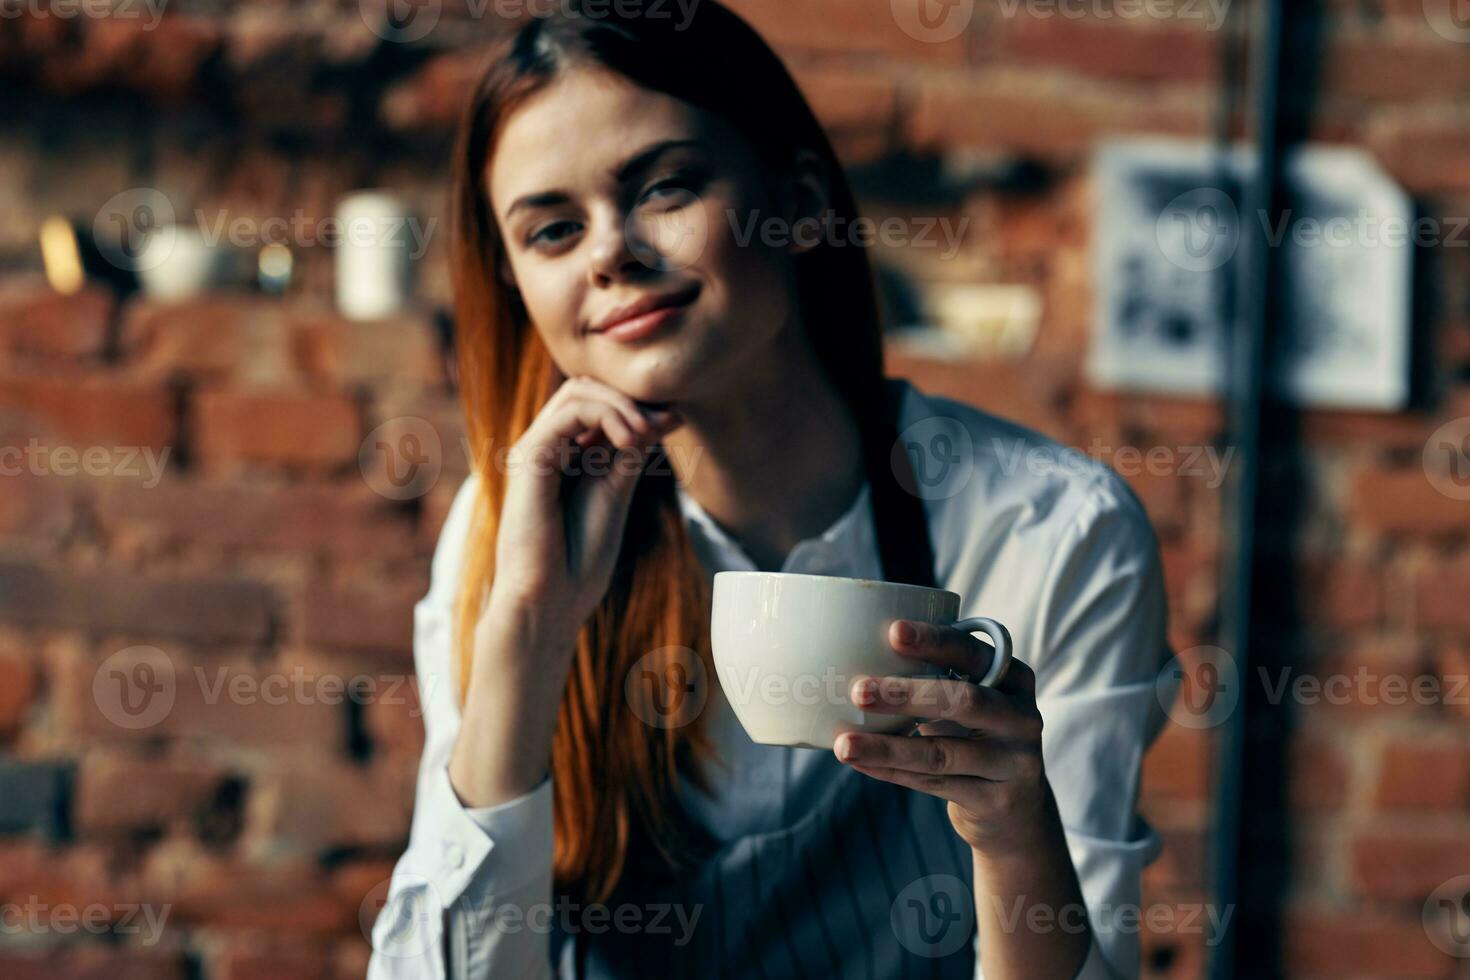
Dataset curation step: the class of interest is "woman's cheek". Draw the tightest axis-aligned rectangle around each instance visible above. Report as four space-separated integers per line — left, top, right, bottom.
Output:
628 195 712 272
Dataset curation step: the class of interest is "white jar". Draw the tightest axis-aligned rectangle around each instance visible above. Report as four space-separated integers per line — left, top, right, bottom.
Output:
334 190 413 321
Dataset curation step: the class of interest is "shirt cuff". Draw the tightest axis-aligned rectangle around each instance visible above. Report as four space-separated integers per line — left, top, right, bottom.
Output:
425 763 555 907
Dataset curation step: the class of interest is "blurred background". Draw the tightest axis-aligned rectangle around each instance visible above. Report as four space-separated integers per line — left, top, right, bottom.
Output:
1 0 1469 977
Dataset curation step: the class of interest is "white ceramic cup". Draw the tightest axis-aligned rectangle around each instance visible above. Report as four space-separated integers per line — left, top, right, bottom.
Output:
710 571 1013 750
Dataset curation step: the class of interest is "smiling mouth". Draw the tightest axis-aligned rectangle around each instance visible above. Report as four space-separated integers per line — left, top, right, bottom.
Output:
591 283 701 332
588 283 701 342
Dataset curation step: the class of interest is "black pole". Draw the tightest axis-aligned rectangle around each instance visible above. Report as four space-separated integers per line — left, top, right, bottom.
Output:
1209 0 1285 976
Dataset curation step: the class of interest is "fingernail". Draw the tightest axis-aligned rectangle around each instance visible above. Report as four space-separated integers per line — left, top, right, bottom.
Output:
851 678 876 705
835 734 857 761
895 621 916 645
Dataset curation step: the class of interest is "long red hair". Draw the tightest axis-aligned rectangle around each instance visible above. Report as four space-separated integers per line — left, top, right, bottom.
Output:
447 0 890 905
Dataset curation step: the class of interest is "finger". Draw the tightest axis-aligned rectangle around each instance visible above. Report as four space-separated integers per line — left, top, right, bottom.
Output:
916 719 969 738
561 376 665 442
889 619 1002 682
844 762 973 803
545 397 641 453
834 731 1014 780
994 656 1036 699
850 675 1041 739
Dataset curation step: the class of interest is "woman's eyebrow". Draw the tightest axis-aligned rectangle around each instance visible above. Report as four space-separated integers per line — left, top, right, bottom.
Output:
503 139 705 221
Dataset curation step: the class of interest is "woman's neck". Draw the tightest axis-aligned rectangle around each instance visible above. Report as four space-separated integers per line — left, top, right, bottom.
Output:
660 328 868 573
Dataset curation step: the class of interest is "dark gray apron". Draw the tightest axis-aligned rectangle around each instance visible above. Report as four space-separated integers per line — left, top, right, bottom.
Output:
552 379 980 979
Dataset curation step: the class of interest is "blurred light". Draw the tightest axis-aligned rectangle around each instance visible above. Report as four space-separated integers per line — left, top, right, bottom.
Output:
259 243 293 294
40 216 85 295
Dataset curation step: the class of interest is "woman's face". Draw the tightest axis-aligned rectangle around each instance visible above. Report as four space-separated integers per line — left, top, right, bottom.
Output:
486 67 808 407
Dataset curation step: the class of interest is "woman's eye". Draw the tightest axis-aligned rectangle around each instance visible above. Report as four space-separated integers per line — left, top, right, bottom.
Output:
528 220 579 247
640 170 704 206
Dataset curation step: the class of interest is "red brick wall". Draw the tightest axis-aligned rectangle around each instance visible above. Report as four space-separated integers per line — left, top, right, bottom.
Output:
2 2 1468 978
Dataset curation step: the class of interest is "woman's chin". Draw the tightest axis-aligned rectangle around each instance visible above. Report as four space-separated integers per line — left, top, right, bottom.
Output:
600 351 704 407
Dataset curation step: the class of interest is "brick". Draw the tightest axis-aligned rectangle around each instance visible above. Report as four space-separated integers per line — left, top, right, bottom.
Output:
296 581 421 659
37 13 221 102
0 759 71 837
1374 739 1470 811
0 949 189 980
73 751 230 834
1294 640 1433 720
725 0 969 62
0 469 76 539
0 838 137 910
790 64 900 134
210 945 341 980
1369 113 1470 196
143 839 352 933
289 306 444 386
0 646 36 738
1284 905 1454 978
381 47 498 133
1142 724 1212 802
1158 540 1218 635
332 857 398 909
0 372 174 450
993 14 1223 85
1351 828 1470 901
1141 815 1208 893
365 671 427 762
1430 646 1470 722
53 651 348 748
1072 388 1225 445
0 277 114 363
991 192 1087 258
118 295 295 384
1304 404 1469 452
1418 560 1470 632
1119 467 1187 538
1350 465 1470 536
195 389 360 471
1297 559 1384 630
1287 736 1351 812
0 559 273 644
906 70 1210 161
93 478 420 562
243 754 411 854
1320 32 1470 103
886 348 1072 440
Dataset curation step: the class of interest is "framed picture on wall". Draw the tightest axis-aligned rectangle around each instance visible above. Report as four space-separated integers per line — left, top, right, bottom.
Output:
1089 138 1413 411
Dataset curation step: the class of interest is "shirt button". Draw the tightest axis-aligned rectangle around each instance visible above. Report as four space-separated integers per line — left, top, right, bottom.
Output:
442 840 464 870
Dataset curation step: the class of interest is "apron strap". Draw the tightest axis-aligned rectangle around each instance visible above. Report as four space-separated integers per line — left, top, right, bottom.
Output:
865 377 938 590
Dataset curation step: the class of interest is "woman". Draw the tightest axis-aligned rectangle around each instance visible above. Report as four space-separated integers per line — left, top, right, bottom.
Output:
368 4 1170 978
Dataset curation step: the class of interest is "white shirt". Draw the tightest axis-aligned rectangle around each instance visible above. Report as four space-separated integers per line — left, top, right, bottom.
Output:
368 378 1171 979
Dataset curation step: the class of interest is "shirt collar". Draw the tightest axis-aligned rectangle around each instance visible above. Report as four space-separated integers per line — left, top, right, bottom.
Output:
674 477 873 575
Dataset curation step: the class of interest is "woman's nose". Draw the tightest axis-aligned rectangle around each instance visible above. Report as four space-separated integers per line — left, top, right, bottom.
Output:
586 209 649 287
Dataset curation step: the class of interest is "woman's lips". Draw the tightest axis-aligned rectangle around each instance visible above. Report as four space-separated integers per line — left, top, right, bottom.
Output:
597 303 690 343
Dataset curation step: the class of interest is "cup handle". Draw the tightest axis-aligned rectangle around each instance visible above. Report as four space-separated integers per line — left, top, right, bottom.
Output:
947 617 1013 688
